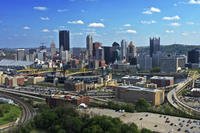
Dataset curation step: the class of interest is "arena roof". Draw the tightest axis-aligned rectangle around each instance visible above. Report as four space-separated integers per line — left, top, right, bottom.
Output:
0 59 34 67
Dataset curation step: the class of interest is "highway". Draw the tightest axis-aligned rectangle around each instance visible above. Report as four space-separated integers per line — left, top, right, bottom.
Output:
167 75 200 116
0 92 35 132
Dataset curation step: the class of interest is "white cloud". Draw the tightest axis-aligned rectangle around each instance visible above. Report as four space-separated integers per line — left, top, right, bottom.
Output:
142 10 152 15
88 22 105 28
165 30 174 33
68 20 84 25
57 9 68 12
182 32 189 36
126 29 137 34
163 15 180 21
189 0 200 4
150 7 161 12
170 22 181 27
143 7 161 14
186 21 195 25
33 6 47 11
124 24 131 27
42 29 50 32
141 20 156 24
40 17 50 21
23 26 31 30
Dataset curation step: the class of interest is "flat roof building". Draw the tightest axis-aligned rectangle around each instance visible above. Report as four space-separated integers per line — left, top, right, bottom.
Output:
150 76 174 87
115 85 165 106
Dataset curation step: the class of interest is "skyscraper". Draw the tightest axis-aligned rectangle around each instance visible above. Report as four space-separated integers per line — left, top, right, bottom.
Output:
121 40 127 60
188 49 200 64
17 49 25 61
127 41 137 63
59 30 70 53
150 37 160 57
86 35 93 59
50 41 56 59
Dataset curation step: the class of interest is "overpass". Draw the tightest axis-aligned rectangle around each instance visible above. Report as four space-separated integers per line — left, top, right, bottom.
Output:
167 71 200 116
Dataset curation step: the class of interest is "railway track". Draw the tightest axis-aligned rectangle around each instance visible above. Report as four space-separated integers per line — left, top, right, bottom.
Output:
0 92 35 132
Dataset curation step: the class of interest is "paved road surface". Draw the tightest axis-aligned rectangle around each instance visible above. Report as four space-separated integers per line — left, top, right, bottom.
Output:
81 108 200 133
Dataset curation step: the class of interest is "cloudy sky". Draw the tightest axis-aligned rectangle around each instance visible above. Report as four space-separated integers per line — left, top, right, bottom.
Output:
1 0 200 48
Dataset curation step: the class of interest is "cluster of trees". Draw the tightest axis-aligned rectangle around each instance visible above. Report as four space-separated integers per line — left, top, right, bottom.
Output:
98 98 151 113
17 105 152 133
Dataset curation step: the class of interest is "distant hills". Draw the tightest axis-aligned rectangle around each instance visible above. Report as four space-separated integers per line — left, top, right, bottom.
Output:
138 44 200 55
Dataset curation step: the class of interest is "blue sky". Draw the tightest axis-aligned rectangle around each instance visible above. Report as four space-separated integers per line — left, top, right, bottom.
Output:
1 0 200 48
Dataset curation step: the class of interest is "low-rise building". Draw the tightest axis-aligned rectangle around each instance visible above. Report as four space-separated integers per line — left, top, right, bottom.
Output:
27 76 45 85
122 75 146 85
191 88 200 97
0 72 6 85
150 76 174 87
115 85 165 105
16 76 25 86
5 76 18 88
64 80 85 92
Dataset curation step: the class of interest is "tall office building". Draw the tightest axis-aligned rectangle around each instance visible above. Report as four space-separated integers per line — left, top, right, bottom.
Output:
121 40 128 60
93 42 102 59
50 41 57 59
96 47 104 60
127 41 137 63
86 35 93 59
103 46 112 65
59 30 70 53
150 37 160 57
29 49 36 62
137 54 152 71
17 49 25 61
188 49 200 64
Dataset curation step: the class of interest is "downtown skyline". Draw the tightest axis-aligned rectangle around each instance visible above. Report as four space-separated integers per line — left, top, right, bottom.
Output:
1 0 200 48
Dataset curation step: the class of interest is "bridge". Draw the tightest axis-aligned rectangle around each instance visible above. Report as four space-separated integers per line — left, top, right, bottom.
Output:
167 71 200 116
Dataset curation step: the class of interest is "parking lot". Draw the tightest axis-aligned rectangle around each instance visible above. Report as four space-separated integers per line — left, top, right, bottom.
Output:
82 108 200 133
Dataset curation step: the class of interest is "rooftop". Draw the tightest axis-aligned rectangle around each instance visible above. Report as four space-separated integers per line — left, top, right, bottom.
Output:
118 85 163 93
122 75 144 80
191 88 200 92
150 76 174 80
0 59 34 67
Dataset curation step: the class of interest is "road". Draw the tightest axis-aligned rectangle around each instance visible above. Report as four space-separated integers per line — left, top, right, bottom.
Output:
0 92 35 132
80 108 200 133
167 77 200 116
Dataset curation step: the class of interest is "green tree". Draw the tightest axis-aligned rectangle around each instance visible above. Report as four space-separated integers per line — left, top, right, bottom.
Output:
141 128 153 133
135 98 151 112
150 67 161 73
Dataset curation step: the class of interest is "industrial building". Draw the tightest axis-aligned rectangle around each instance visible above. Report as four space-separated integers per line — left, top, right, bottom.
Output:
115 85 165 106
150 76 174 87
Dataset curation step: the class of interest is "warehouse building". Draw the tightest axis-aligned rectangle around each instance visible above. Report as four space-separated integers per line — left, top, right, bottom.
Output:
115 86 165 106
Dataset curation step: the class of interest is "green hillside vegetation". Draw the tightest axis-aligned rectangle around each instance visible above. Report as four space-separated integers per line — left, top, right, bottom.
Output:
138 44 200 55
0 103 21 125
17 105 153 133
